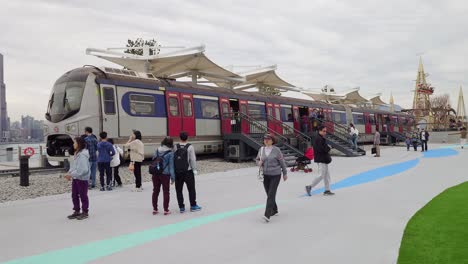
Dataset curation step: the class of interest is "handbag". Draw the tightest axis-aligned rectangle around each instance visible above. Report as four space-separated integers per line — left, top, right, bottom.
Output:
257 147 264 182
129 161 135 172
371 147 377 154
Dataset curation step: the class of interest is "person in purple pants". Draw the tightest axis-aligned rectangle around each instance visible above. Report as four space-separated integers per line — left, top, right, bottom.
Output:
65 137 91 220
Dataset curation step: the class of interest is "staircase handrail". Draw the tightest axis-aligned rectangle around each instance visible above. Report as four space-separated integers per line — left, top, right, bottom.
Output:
224 112 303 156
250 113 312 145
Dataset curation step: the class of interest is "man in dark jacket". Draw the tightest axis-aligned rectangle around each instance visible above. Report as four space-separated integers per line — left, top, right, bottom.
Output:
305 125 334 196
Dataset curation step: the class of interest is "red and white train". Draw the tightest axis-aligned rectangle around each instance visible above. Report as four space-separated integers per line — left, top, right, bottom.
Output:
44 66 414 161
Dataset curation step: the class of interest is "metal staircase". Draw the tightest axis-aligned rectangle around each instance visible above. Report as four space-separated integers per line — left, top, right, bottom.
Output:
251 114 312 152
316 118 366 157
387 131 406 143
223 113 302 166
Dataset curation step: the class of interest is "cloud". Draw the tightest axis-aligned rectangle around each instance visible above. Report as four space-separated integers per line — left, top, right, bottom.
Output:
1 0 468 121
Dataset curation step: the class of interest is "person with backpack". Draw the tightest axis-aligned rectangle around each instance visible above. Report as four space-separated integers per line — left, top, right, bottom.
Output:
64 137 90 220
151 137 175 215
305 125 335 196
108 138 123 187
84 127 98 189
256 133 288 223
174 131 201 213
97 132 115 191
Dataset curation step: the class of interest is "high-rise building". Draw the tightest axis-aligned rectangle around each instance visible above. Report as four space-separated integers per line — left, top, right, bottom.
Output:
0 53 9 141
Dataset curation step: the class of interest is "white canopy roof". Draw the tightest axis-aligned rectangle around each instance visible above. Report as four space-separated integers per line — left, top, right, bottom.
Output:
302 87 368 104
229 65 300 92
86 45 245 86
368 95 387 105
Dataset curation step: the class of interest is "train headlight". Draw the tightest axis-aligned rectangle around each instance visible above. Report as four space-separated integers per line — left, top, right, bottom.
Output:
65 123 78 134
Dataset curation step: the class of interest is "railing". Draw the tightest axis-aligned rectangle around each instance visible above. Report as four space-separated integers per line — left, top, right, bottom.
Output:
250 114 312 151
317 117 352 142
223 112 303 155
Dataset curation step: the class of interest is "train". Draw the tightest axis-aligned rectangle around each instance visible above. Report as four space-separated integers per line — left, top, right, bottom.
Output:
44 66 415 162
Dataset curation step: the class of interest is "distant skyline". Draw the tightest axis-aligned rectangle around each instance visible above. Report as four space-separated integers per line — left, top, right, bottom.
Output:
2 0 468 120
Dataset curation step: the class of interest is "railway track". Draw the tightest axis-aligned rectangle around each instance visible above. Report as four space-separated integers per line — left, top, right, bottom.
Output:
0 167 66 177
0 153 224 177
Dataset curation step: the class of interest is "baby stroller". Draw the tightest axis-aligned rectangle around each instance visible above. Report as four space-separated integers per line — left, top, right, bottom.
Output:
290 147 314 173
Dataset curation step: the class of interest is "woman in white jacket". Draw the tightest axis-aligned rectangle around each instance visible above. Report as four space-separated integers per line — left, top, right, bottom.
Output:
108 138 123 187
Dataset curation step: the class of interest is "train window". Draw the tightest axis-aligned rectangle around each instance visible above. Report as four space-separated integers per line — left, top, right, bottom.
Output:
353 114 365 125
103 87 115 114
248 104 265 119
241 105 247 114
169 97 179 116
275 108 281 120
333 113 341 123
201 100 219 118
293 109 299 121
183 99 193 117
283 108 293 121
221 103 229 114
267 107 273 116
130 94 155 115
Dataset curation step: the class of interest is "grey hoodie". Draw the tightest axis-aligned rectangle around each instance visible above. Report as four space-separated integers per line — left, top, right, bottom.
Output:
68 149 91 181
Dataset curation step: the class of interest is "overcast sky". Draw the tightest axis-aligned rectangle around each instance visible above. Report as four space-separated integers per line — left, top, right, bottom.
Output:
1 0 468 121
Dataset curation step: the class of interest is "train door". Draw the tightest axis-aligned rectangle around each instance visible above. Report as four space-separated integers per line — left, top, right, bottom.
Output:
274 104 282 134
100 85 119 138
324 108 334 133
364 112 371 134
266 103 276 132
219 97 231 134
388 115 397 132
374 113 380 132
239 100 249 134
181 93 195 136
293 106 300 130
166 92 182 137
398 116 403 133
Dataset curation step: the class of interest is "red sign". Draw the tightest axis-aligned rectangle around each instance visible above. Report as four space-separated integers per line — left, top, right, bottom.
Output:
23 147 35 156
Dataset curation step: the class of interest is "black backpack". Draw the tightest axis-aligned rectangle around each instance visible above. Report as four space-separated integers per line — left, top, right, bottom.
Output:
174 143 191 174
149 150 171 175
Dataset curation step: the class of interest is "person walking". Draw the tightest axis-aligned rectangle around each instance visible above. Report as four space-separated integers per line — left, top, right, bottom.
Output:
405 137 411 151
256 133 288 223
84 127 98 189
411 132 419 151
65 137 91 220
97 132 115 191
174 131 202 213
349 123 359 150
125 130 144 191
108 138 123 187
420 128 429 152
373 128 381 157
305 125 334 196
151 137 175 215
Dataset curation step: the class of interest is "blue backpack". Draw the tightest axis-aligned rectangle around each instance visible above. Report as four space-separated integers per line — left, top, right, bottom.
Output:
149 151 171 175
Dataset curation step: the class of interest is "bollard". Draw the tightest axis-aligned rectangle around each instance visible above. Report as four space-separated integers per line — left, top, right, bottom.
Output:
6 147 13 162
18 146 22 161
39 145 46 168
19 155 30 187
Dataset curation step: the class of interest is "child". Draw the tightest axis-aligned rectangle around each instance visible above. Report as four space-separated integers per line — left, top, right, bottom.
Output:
108 138 123 187
97 132 115 191
65 137 91 220
405 137 411 151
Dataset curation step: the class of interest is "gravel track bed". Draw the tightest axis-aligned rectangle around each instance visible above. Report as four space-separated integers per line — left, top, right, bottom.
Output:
0 159 255 203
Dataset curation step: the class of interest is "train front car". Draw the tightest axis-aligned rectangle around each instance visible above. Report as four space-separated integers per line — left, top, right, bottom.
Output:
44 67 101 163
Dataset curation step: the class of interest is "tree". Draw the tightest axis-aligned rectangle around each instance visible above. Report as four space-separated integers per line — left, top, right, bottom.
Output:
258 85 281 96
429 93 456 130
125 38 160 56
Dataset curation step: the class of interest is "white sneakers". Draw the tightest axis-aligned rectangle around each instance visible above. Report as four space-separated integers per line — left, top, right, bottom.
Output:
132 187 144 192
